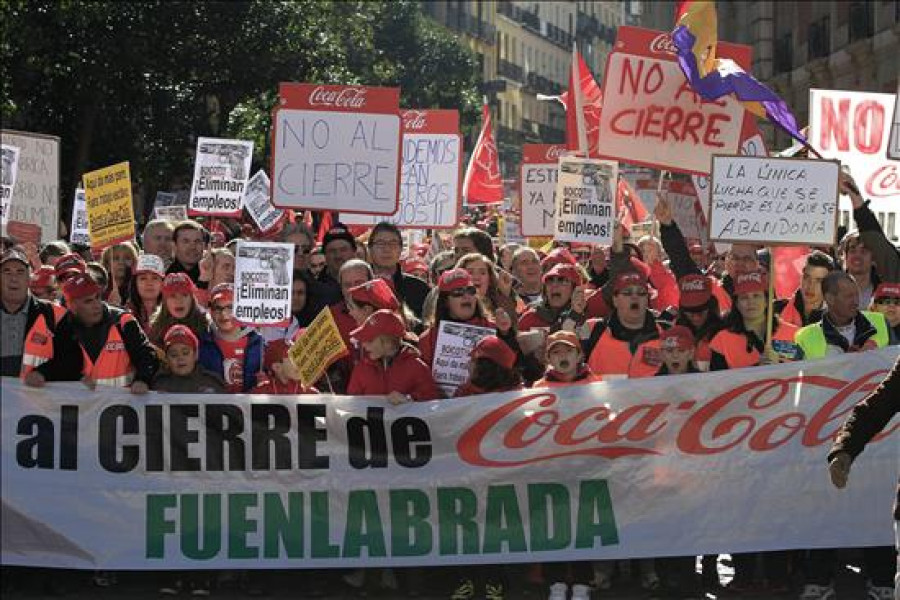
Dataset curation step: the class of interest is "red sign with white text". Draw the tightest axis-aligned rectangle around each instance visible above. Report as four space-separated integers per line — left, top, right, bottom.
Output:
520 144 567 237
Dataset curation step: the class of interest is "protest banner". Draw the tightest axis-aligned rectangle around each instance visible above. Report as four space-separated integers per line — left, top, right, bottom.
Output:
188 137 253 217
82 161 136 250
153 205 187 222
343 109 462 228
809 89 899 212
0 130 60 243
69 188 90 247
271 83 402 215
890 86 899 160
2 347 896 570
288 306 349 388
554 157 617 245
665 180 707 245
432 321 494 396
596 27 756 175
233 240 293 327
708 155 840 246
243 171 285 234
520 144 565 237
1 144 20 227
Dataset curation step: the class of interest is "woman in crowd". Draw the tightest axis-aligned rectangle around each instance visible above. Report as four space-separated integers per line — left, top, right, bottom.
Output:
456 252 520 318
126 254 165 332
101 240 139 306
149 272 210 346
870 283 900 344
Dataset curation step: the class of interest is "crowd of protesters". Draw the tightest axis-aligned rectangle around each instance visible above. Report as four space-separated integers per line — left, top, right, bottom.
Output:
1 167 897 600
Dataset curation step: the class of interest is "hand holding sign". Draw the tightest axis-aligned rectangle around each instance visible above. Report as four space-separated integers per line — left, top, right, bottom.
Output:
838 168 863 209
654 192 674 226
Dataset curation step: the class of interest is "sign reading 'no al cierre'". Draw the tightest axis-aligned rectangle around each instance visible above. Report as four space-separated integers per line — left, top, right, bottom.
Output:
708 155 840 246
271 83 402 215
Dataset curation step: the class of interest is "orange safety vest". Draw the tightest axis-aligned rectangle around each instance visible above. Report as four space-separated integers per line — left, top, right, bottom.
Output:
20 303 67 377
709 321 799 369
587 326 663 379
81 313 137 387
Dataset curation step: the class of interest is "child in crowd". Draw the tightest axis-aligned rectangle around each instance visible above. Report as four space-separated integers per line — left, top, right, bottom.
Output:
198 283 264 393
252 337 317 395
149 272 210 345
656 325 700 375
454 335 523 397
534 330 600 387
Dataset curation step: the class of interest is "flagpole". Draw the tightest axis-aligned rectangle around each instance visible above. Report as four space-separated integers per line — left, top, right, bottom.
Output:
572 43 588 155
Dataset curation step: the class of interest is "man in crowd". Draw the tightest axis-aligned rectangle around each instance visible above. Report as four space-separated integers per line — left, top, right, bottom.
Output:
318 223 357 306
141 218 175 264
367 222 429 318
775 250 835 327
167 220 207 285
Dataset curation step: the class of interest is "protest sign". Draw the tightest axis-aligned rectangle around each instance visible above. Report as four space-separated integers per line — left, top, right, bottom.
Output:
288 306 349 388
692 123 767 221
343 109 462 228
432 321 495 397
1 144 21 227
272 83 402 215
665 180 707 245
0 130 60 243
69 188 90 247
890 86 899 160
596 27 754 175
2 348 896 570
243 171 285 234
554 157 617 245
153 205 187 222
188 137 253 217
82 161 136 250
233 240 293 327
809 89 899 212
708 156 840 246
520 144 565 237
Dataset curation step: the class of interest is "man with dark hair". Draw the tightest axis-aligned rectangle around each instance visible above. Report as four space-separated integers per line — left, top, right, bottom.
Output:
367 221 429 318
167 220 208 285
843 169 900 291
317 223 357 306
775 250 835 327
452 227 495 262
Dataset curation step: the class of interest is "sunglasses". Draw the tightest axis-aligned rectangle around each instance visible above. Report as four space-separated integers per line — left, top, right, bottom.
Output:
448 286 478 298
875 298 900 305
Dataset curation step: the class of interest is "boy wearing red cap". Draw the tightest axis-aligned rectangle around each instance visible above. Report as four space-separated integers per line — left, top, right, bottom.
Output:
534 330 600 387
252 338 318 395
346 309 441 402
152 324 223 393
656 326 700 375
198 283 264 393
870 283 900 344
454 335 523 397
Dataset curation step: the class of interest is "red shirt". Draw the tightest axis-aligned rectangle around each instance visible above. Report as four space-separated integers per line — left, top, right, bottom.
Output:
216 336 248 393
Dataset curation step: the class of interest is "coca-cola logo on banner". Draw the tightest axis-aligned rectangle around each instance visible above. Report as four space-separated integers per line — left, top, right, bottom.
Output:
308 86 368 109
865 164 900 198
403 110 427 131
545 145 565 161
649 34 678 56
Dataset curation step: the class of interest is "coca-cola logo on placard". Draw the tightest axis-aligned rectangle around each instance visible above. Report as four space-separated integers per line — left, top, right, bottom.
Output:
308 86 368 109
403 110 427 130
865 164 900 198
456 371 891 467
545 145 565 161
649 34 678 56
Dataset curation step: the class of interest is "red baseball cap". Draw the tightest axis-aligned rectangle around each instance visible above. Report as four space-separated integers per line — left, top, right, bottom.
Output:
134 253 165 279
62 274 100 305
660 325 695 351
613 271 649 294
54 252 86 279
542 263 582 287
541 247 577 271
264 339 291 371
163 324 199 352
30 265 56 289
873 283 900 301
208 283 235 306
402 258 429 276
678 274 712 309
733 270 767 296
348 278 400 311
162 272 196 298
472 335 517 370
546 330 581 353
350 309 406 343
438 268 473 292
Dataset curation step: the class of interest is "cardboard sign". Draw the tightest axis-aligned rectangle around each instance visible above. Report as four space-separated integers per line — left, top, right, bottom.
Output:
153 205 187 222
596 27 752 175
69 188 90 247
666 180 707 245
432 321 494 397
1 144 20 226
233 241 294 327
271 83 402 215
343 109 461 228
520 144 566 237
890 86 900 161
289 306 349 388
188 137 253 217
0 130 60 243
809 89 899 209
554 157 617 244
82 161 136 250
243 171 285 234
708 156 840 246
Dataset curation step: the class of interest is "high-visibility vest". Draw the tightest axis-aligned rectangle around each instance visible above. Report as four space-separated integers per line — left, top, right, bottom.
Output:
795 311 889 359
20 303 67 377
80 312 137 387
586 325 663 380
709 321 799 369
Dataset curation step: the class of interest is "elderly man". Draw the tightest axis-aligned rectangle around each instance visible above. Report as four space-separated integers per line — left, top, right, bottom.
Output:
141 218 175 264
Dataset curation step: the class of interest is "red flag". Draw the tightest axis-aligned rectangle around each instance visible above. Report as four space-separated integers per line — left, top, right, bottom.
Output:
302 209 313 230
616 179 649 228
316 211 333 244
564 46 603 156
772 246 809 299
463 102 503 205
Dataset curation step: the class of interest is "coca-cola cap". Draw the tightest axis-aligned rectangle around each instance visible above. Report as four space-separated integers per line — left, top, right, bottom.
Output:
678 274 712 309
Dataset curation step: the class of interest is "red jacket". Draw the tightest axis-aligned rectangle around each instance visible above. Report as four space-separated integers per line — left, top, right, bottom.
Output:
418 316 495 366
252 376 318 395
649 262 679 311
330 302 357 349
347 343 442 401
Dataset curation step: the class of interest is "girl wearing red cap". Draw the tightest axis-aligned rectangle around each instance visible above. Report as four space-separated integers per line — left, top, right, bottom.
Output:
126 254 165 332
148 272 211 346
870 283 900 344
518 262 584 332
454 335 523 397
252 338 317 395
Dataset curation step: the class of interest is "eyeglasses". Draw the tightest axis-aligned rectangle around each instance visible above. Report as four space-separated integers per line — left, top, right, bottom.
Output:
448 286 478 298
370 240 401 250
210 304 233 313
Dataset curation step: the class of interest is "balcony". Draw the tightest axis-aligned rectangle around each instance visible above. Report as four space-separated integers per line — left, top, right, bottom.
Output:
539 124 565 144
807 16 830 60
546 22 574 50
525 72 564 96
497 125 524 147
497 1 540 32
444 6 496 44
577 11 600 38
498 59 524 83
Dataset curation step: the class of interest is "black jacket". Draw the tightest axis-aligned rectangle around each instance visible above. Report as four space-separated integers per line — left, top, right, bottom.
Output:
391 266 430 319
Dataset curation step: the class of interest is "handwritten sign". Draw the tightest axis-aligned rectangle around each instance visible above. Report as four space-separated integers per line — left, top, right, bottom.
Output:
343 109 461 228
69 188 90 247
243 171 285 234
708 156 840 246
0 130 60 243
809 89 899 208
1 144 20 227
665 180 707 245
554 157 617 245
520 144 565 237
271 83 402 215
692 123 767 222
82 161 136 250
234 241 293 327
289 306 349 388
890 86 900 161
432 321 494 397
188 137 253 217
596 27 751 175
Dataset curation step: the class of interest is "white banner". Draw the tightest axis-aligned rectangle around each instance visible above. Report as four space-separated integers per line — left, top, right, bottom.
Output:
233 241 293 327
188 137 253 217
1 144 21 227
242 171 285 234
890 86 900 161
2 349 897 570
69 188 90 246
432 321 494 396
554 157 617 245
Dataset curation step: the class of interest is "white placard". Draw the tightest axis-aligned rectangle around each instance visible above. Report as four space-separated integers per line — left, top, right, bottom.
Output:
890 86 900 161
272 110 401 215
1 144 21 226
0 130 60 242
692 133 766 222
708 156 840 246
69 188 90 246
432 321 494 397
553 157 617 245
154 205 187 222
243 171 285 233
520 144 565 237
188 137 254 217
233 241 294 327
666 180 707 245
